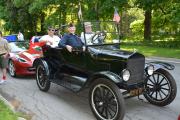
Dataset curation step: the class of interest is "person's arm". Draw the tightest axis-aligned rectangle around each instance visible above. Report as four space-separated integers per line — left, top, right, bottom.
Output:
4 41 11 58
78 36 86 51
59 35 74 52
39 35 52 45
58 34 68 48
78 36 84 46
4 40 11 52
80 32 85 44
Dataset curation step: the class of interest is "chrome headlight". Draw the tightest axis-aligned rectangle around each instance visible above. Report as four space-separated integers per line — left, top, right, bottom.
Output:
122 69 130 81
147 65 154 75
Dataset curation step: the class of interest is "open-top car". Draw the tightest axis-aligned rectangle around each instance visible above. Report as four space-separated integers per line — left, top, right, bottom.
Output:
33 21 177 120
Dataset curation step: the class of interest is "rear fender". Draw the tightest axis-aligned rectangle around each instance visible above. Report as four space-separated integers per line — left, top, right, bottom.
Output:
33 58 43 68
33 58 48 69
33 58 49 76
86 71 123 86
146 61 175 71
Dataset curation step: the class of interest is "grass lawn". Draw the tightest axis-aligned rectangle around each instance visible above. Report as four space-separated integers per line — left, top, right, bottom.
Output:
0 100 18 120
121 45 180 59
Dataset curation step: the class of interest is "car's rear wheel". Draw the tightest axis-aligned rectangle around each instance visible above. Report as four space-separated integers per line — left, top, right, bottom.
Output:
89 78 125 120
36 60 51 92
8 60 16 77
144 69 177 106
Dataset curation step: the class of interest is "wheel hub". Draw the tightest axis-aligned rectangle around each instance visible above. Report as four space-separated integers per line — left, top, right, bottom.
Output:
153 83 161 91
98 101 103 106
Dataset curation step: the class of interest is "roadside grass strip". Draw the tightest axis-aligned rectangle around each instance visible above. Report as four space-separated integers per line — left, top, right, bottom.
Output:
121 45 180 59
0 100 18 120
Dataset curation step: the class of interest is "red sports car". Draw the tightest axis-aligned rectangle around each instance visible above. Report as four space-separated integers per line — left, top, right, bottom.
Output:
8 37 43 77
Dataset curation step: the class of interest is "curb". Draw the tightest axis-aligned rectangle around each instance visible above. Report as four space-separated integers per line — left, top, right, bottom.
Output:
0 94 26 120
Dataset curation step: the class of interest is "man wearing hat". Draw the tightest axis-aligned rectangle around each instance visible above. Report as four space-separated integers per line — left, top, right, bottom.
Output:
59 23 85 52
81 22 95 45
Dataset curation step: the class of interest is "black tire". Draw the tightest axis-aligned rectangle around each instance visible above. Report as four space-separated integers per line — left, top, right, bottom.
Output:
89 78 125 120
8 60 16 77
36 60 51 92
144 68 177 106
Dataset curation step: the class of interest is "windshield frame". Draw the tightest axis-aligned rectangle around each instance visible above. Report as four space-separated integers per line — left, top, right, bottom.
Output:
81 21 121 46
9 41 29 53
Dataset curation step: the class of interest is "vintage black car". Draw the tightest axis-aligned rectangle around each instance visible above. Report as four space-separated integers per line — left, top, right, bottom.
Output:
33 21 177 120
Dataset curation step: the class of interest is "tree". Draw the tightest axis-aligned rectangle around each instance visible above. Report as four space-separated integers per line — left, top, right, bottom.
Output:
133 0 179 41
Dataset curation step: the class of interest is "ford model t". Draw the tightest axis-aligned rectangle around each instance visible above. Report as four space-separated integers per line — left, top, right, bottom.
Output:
33 21 177 120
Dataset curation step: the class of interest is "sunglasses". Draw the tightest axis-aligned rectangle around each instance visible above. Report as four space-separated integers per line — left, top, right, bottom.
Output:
49 29 55 32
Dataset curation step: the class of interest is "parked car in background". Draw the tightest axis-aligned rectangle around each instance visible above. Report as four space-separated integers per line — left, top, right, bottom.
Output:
4 34 18 42
8 38 42 77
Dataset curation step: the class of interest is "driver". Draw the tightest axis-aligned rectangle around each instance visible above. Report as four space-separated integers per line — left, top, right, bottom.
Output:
81 22 94 45
81 22 105 45
58 23 85 52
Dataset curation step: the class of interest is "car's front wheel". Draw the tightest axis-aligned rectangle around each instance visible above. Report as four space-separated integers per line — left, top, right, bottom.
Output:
144 68 177 106
36 60 51 92
8 60 16 77
89 78 125 120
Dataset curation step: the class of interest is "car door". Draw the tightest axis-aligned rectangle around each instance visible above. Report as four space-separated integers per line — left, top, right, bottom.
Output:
63 50 85 67
58 48 88 91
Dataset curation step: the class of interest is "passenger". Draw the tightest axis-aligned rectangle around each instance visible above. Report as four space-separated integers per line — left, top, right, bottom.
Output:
0 31 11 84
58 23 85 52
17 31 24 41
39 26 61 48
80 22 94 45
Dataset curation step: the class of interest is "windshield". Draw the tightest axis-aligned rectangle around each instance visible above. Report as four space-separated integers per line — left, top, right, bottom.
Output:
9 42 29 52
81 21 120 46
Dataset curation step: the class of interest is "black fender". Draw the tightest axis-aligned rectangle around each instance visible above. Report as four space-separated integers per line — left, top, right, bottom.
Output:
33 58 44 68
146 61 175 71
85 71 123 87
33 58 50 76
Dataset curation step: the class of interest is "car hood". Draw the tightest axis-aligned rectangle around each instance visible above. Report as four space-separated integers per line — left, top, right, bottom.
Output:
88 46 139 61
18 51 40 62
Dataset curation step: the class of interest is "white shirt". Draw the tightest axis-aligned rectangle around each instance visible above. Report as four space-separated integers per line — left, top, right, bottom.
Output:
17 32 24 41
81 32 94 45
39 35 61 48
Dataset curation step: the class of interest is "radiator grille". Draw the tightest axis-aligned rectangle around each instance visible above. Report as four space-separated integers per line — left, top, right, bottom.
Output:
127 55 145 84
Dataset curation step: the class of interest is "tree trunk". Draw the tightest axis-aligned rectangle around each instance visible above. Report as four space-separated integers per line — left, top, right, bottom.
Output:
32 15 37 35
60 3 67 32
40 12 45 34
95 2 99 21
144 9 152 41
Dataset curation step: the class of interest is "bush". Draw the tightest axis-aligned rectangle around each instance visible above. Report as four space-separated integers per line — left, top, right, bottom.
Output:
130 20 144 38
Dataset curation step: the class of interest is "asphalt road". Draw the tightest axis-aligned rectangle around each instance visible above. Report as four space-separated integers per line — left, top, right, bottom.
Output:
0 59 180 120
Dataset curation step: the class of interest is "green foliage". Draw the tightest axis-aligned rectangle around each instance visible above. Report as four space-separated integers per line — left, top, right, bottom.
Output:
130 20 144 33
0 0 179 44
82 0 127 21
152 1 180 40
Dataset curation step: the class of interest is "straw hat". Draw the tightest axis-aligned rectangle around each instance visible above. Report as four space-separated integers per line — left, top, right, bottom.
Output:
84 22 92 27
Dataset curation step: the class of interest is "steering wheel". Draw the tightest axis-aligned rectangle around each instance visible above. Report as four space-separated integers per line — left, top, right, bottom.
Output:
91 31 106 44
